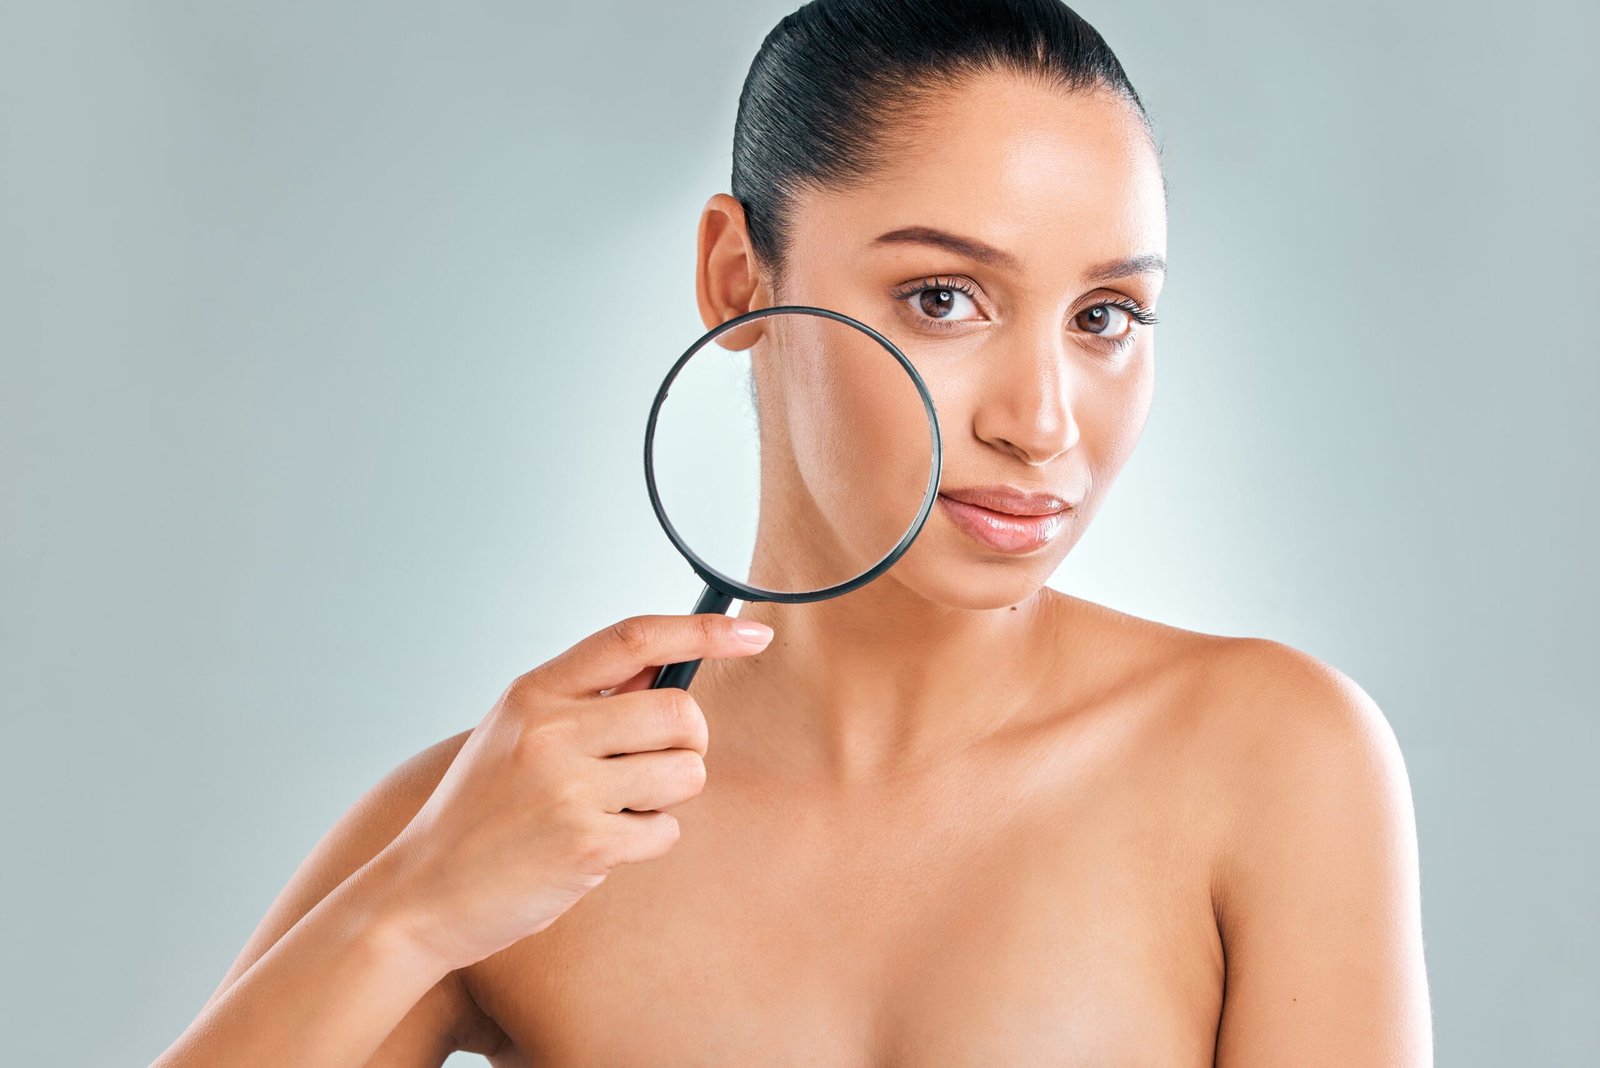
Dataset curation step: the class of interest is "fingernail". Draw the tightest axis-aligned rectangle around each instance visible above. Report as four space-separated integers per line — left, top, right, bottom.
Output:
733 621 773 644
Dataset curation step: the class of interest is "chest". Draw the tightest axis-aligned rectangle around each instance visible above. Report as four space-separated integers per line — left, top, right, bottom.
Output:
465 761 1226 1067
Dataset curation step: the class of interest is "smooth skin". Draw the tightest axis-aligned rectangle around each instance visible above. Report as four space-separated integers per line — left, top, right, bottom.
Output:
154 70 1432 1066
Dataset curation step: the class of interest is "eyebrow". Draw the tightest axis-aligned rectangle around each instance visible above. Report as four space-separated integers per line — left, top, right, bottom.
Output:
872 225 1022 270
1083 251 1168 283
870 225 1167 283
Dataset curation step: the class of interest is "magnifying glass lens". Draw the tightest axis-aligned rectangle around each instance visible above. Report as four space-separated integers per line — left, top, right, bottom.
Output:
648 308 937 598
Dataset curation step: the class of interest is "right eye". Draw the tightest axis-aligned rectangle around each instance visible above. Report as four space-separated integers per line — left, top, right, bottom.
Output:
906 284 977 321
891 276 985 330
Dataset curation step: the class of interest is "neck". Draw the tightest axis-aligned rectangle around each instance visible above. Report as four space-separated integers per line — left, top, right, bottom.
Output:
698 576 1067 788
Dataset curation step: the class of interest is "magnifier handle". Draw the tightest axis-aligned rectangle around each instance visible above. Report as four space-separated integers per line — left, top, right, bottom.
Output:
650 582 735 692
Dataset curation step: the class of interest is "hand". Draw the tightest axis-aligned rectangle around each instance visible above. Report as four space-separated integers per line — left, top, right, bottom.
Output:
372 612 774 972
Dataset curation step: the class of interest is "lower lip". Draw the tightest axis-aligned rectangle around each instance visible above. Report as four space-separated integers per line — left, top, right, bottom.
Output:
937 494 1070 554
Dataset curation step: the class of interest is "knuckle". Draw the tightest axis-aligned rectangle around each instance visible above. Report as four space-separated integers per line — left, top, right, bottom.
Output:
676 750 707 789
673 694 708 752
496 673 528 709
572 828 616 873
551 769 590 811
610 616 650 655
510 722 559 767
504 669 549 708
696 613 722 643
659 686 699 727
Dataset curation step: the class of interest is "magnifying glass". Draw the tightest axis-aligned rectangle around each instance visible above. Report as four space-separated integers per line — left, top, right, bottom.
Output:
644 304 943 691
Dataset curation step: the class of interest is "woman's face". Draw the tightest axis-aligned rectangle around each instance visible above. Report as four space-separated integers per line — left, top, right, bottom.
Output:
709 72 1168 610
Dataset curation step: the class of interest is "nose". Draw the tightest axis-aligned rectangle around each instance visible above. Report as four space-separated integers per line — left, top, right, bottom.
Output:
970 328 1080 466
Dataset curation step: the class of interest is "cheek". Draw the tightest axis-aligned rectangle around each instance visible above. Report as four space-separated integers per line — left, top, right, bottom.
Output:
1079 352 1155 485
780 329 938 548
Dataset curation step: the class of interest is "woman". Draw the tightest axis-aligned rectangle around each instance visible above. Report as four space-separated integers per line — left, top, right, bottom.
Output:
155 1 1432 1064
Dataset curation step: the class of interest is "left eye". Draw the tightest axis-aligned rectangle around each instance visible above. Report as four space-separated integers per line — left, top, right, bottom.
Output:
902 285 980 322
1075 303 1135 339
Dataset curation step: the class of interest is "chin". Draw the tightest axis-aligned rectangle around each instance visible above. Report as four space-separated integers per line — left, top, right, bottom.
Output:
890 542 1070 613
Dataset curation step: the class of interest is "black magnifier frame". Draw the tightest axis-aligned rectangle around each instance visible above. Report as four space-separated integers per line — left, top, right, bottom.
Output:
644 304 943 691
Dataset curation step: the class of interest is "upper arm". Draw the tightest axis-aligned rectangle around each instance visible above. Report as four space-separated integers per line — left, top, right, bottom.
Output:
1211 640 1433 1067
202 728 509 1066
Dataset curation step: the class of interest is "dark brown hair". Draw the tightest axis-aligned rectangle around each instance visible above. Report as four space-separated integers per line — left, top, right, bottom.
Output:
731 0 1161 294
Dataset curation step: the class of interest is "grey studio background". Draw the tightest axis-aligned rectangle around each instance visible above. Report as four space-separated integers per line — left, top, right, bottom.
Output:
1 1 1595 1064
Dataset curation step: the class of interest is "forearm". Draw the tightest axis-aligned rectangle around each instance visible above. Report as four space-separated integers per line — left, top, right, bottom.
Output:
152 850 451 1068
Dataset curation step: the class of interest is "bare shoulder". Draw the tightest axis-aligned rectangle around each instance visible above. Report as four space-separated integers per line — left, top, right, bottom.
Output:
1186 633 1416 832
1051 591 1410 784
203 727 511 1062
1159 627 1432 1063
1046 595 1433 1061
1079 598 1419 871
1189 630 1403 742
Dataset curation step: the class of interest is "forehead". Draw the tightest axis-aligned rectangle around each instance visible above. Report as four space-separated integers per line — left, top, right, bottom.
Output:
789 73 1167 281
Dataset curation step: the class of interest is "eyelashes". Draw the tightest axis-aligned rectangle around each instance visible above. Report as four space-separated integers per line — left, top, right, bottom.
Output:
1095 296 1160 327
1083 297 1160 352
887 276 981 327
888 276 1159 352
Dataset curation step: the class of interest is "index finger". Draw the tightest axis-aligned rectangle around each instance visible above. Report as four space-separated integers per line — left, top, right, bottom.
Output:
532 613 774 696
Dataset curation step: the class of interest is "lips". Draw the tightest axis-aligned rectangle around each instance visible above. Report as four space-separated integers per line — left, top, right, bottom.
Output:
936 485 1075 554
937 484 1072 517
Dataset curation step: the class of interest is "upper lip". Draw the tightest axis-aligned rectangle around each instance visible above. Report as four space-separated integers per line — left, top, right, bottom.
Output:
938 484 1075 516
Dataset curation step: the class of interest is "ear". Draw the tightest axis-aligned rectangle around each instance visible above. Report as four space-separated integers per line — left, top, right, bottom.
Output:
695 193 771 348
